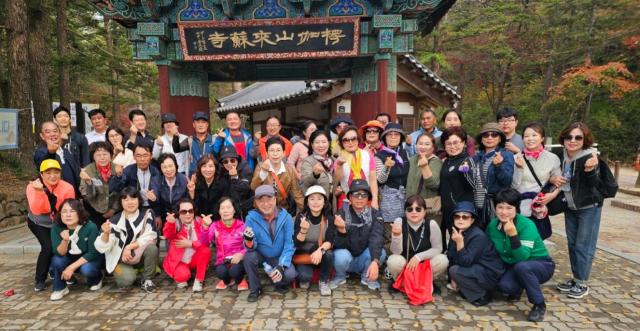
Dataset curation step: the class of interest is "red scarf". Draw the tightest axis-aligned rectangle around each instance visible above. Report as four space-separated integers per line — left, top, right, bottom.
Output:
97 164 111 182
524 145 544 160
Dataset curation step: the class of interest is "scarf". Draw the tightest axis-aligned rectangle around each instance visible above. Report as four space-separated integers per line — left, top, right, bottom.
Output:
313 153 333 171
97 164 112 182
380 145 405 166
349 149 363 180
68 225 83 255
181 223 197 263
524 145 544 160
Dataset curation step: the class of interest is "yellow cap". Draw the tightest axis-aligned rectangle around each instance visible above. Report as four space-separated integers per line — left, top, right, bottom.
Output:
39 159 62 173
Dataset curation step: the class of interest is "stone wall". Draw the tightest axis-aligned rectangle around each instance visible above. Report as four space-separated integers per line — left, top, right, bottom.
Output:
0 193 27 230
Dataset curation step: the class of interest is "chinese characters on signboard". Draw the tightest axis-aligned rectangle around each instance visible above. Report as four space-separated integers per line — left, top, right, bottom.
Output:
179 17 359 61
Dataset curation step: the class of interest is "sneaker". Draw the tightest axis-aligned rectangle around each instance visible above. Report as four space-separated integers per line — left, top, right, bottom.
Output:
192 280 203 292
556 279 576 293
329 277 346 290
176 282 188 289
319 281 332 296
50 287 69 301
446 282 458 292
567 284 589 299
89 280 103 291
360 278 381 291
299 281 310 290
237 279 249 291
383 267 392 280
34 281 46 292
66 276 78 286
527 303 546 322
216 280 227 290
141 280 157 293
247 289 261 302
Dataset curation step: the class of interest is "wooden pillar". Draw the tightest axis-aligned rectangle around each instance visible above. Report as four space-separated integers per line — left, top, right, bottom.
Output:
351 56 397 127
157 63 209 135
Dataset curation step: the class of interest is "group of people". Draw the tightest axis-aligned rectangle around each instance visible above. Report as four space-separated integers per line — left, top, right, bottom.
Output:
25 105 614 322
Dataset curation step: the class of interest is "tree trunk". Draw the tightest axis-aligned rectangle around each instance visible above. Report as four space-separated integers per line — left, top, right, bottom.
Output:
28 0 52 130
105 17 119 120
6 0 35 165
56 0 70 110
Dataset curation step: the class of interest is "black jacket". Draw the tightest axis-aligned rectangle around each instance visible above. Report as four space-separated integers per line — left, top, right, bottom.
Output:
446 226 504 286
293 213 336 253
566 154 604 209
218 160 254 216
333 205 384 260
63 130 90 167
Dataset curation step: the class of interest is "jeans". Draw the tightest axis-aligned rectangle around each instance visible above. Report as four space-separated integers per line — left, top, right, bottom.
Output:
51 255 104 291
497 257 555 305
333 248 387 282
215 263 245 284
27 221 52 284
243 250 297 294
295 250 334 283
564 206 602 282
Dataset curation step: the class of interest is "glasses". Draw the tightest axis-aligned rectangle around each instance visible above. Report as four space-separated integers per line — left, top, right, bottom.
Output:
482 132 500 138
454 214 473 221
341 136 358 144
445 140 463 147
564 135 584 142
222 158 237 164
179 209 194 215
365 129 380 134
498 118 516 124
405 206 424 213
351 192 368 199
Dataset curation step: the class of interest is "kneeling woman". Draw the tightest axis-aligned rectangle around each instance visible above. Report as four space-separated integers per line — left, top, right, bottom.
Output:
198 197 248 291
447 201 504 306
95 187 159 293
163 198 211 292
293 186 336 296
387 194 449 294
487 188 555 322
50 199 104 301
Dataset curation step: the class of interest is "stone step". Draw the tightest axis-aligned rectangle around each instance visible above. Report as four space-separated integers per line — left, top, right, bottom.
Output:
619 187 640 197
610 192 640 213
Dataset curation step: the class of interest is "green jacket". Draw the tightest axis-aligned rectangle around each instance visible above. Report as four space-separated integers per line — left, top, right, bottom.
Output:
50 222 101 262
486 214 548 265
79 162 119 213
405 155 442 199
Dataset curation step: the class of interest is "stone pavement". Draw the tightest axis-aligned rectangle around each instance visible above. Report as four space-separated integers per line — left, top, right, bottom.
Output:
0 233 639 330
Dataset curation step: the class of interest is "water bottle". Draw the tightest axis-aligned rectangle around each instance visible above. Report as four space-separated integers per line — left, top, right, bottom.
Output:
262 262 273 274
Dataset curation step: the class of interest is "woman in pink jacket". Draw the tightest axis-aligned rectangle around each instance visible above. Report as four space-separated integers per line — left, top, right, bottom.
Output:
199 197 248 291
162 198 211 292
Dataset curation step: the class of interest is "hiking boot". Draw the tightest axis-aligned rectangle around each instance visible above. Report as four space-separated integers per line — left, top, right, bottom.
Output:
50 287 69 301
319 281 332 296
141 280 157 293
567 284 589 299
556 279 575 293
527 303 546 322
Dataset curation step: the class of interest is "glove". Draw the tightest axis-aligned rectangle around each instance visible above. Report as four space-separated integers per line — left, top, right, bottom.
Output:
243 227 254 241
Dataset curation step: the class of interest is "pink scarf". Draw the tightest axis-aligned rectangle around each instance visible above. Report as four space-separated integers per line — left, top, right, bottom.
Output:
524 145 544 160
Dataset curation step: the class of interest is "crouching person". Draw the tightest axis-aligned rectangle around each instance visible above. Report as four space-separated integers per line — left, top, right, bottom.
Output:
95 187 159 292
243 185 297 302
162 198 211 292
331 179 386 291
293 186 336 296
488 188 555 322
50 199 104 301
198 197 248 291
447 201 505 306
387 194 449 295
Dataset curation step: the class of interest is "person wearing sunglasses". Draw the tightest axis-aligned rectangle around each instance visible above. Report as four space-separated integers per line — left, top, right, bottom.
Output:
446 201 504 307
551 122 604 300
387 195 448 295
299 131 334 199
487 188 554 322
334 126 379 210
359 120 385 154
217 145 254 216
330 179 385 291
95 187 158 293
162 198 211 292
473 122 515 228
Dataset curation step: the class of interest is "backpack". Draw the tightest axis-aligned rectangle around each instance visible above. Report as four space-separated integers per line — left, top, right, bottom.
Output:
596 160 618 199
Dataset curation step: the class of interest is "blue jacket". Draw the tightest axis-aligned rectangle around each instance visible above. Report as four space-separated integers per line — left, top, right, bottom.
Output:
244 208 295 268
472 147 515 195
212 128 255 171
407 127 442 156
33 146 80 188
172 134 215 173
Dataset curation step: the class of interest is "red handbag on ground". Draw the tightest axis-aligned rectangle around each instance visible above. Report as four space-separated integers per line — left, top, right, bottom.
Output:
392 259 433 305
